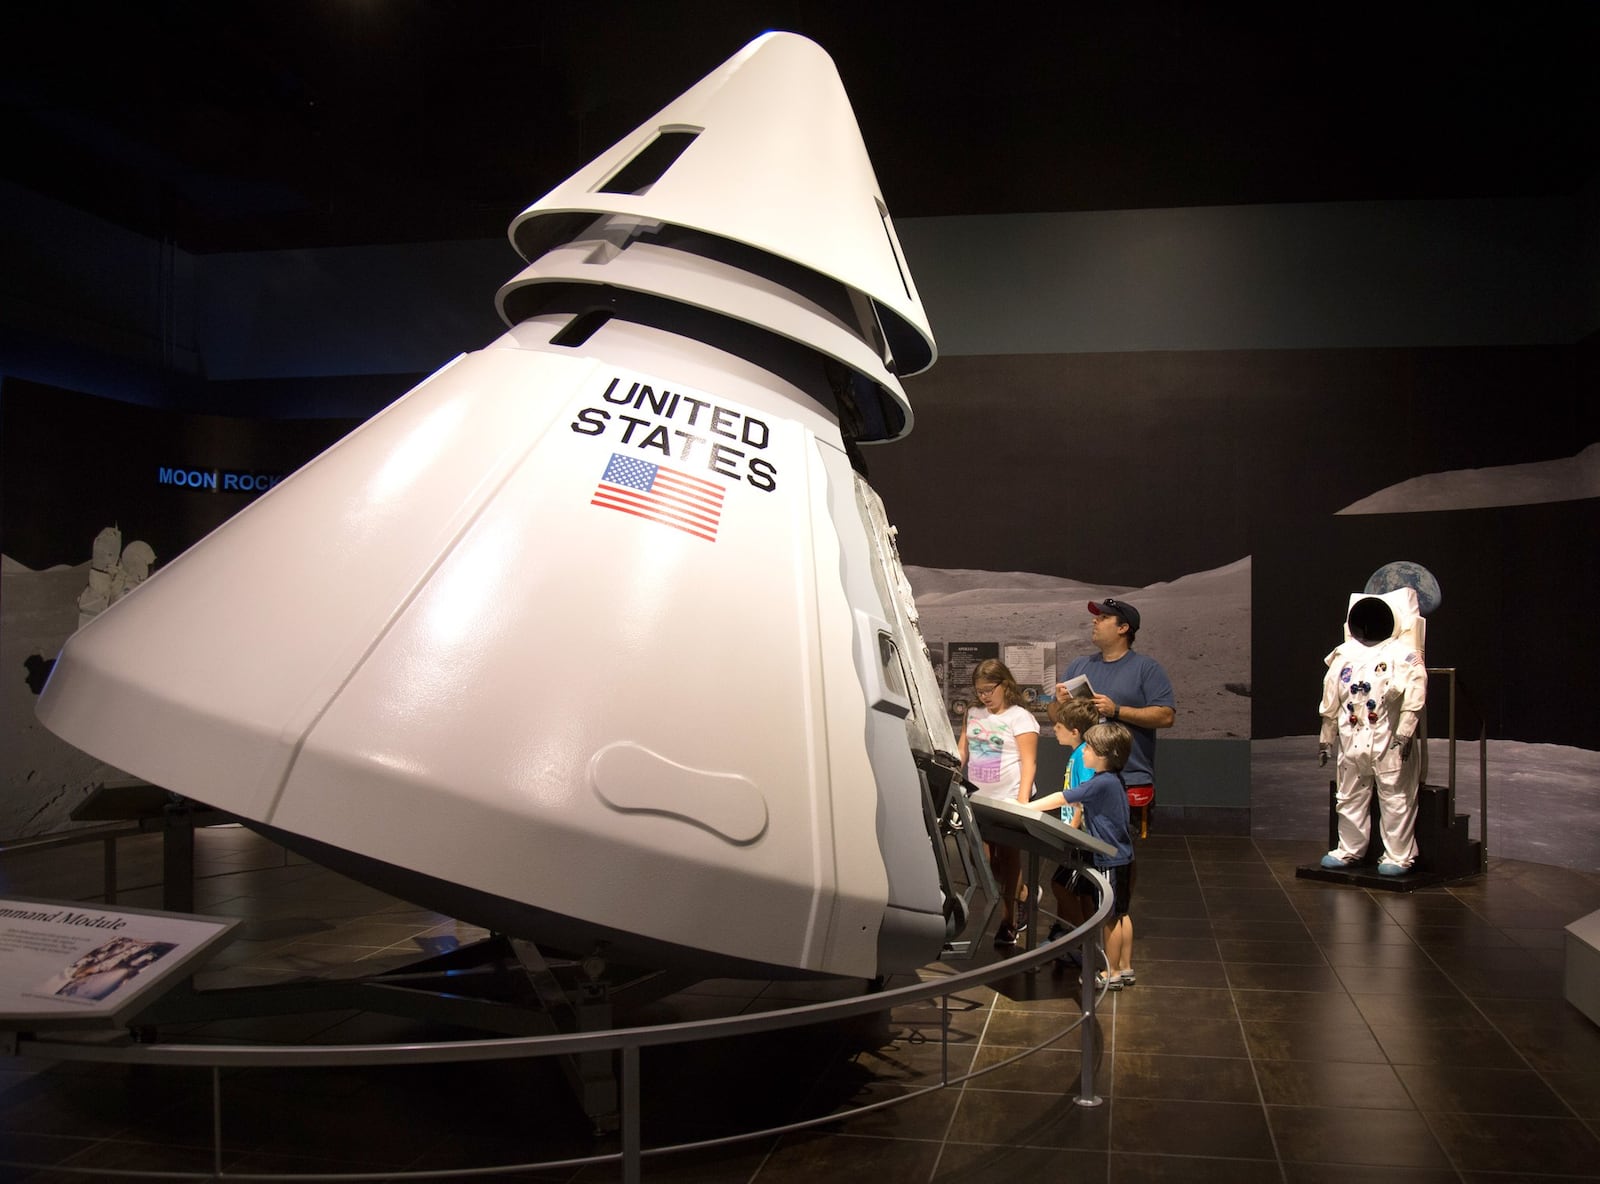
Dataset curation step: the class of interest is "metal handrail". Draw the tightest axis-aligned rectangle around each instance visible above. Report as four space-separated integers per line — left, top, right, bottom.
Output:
1426 666 1491 872
0 821 142 853
3 829 1114 1184
0 820 143 905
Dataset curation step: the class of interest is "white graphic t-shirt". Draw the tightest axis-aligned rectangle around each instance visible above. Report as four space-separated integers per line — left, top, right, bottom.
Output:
964 703 1039 802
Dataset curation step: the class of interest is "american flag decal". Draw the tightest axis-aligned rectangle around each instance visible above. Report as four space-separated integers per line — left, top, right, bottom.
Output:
591 453 725 542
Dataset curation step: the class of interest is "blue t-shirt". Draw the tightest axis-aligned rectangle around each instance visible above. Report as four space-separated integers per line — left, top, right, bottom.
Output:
1068 745 1090 790
1064 769 1134 867
1062 650 1175 787
1058 744 1090 823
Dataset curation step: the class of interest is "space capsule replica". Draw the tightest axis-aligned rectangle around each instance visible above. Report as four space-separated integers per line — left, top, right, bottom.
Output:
37 33 973 981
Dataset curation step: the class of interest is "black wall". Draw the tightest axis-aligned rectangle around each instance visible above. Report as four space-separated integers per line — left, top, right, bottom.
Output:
1 379 360 570
865 343 1598 750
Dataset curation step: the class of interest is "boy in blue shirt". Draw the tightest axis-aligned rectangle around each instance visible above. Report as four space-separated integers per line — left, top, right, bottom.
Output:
1033 695 1100 825
1035 721 1137 988
1030 698 1106 957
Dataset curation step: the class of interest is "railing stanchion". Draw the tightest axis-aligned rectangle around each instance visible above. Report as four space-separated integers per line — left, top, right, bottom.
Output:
212 1065 224 1178
621 1045 641 1184
1074 869 1106 1107
103 836 118 904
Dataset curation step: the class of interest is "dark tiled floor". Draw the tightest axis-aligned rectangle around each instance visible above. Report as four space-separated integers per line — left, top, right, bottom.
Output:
2 827 1599 1181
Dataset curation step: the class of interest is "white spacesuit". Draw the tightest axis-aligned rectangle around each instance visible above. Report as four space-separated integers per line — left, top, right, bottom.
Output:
1318 588 1428 873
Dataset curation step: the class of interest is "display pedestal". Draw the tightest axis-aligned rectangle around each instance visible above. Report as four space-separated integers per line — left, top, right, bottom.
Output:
1565 909 1600 1028
1297 666 1488 892
1295 780 1482 892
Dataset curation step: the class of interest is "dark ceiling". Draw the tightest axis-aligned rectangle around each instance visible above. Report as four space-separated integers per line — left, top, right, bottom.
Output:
5 2 1597 254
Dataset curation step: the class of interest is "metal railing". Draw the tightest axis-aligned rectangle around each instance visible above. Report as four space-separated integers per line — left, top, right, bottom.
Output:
0 820 142 903
1427 666 1490 872
2 826 1113 1183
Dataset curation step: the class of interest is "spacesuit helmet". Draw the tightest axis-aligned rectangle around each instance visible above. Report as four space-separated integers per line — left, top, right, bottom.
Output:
1346 597 1395 645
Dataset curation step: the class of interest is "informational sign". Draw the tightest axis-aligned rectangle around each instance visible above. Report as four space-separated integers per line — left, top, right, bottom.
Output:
1002 642 1058 723
0 897 238 1029
929 640 1057 728
940 641 997 728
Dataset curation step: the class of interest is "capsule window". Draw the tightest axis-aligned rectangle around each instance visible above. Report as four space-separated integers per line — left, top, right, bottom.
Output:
878 632 910 700
876 199 913 302
597 128 702 196
550 310 613 348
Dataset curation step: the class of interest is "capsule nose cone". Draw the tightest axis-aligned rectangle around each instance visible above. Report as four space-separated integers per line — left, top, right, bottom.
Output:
508 31 935 386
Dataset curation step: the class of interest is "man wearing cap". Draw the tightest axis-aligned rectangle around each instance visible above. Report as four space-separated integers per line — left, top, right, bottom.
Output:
1055 599 1176 817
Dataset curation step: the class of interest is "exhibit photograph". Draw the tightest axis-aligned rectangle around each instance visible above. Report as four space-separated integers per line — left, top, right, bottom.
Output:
1 4 1597 1181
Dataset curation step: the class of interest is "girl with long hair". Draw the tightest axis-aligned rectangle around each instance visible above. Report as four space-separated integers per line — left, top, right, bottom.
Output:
957 658 1039 945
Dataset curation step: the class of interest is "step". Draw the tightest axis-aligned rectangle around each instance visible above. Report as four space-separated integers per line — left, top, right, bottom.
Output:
1303 781 1482 890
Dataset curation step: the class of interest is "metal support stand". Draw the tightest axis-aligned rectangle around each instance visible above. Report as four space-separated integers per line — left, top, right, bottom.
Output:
161 801 197 914
964 800 1113 1108
102 836 119 905
1021 849 1043 954
1071 866 1108 1108
919 754 997 960
620 1045 642 1184
512 939 626 1134
1075 944 1103 1107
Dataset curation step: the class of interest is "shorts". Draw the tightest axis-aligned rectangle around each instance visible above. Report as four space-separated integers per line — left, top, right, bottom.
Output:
1066 861 1132 919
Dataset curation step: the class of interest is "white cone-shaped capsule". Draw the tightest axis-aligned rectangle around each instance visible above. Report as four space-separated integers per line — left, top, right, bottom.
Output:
509 31 934 404
37 33 958 981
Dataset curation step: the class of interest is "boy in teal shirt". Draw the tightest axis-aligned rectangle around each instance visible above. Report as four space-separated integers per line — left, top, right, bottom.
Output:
1031 696 1100 824
1028 697 1103 951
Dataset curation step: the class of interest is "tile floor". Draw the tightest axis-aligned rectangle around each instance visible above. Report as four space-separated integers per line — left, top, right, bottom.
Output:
2 826 1599 1182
